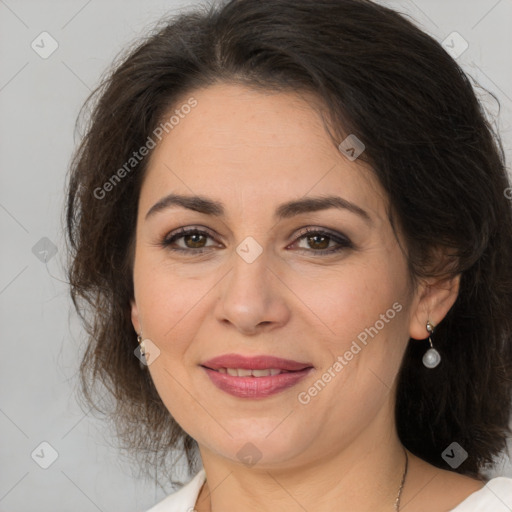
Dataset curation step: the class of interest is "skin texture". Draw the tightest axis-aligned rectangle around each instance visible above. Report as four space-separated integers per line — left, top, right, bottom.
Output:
130 83 483 511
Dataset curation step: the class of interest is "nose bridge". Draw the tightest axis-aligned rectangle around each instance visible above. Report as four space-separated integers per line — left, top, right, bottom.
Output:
228 239 273 305
215 236 290 332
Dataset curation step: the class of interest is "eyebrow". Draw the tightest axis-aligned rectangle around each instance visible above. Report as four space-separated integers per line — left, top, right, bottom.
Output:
145 193 372 224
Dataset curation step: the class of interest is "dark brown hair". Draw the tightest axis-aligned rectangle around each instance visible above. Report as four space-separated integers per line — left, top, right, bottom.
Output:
66 0 512 487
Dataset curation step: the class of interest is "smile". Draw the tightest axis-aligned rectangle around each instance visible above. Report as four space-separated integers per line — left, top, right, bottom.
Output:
201 366 313 398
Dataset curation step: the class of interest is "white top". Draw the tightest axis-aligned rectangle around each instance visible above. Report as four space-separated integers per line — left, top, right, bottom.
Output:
145 468 512 512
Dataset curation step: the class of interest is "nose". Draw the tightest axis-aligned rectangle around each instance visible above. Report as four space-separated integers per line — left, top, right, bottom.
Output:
214 249 291 335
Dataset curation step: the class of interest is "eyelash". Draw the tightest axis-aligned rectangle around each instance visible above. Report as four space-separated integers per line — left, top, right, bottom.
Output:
160 226 354 256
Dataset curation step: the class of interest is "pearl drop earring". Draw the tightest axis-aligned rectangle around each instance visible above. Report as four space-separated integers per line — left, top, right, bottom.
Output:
137 333 148 369
422 320 441 368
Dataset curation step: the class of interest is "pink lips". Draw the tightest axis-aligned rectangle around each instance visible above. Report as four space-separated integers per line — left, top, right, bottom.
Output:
200 353 314 399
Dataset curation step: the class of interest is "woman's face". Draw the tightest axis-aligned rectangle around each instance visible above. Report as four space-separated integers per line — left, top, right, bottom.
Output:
131 83 432 469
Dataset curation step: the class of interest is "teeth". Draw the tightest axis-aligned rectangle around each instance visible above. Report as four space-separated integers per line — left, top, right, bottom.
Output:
253 369 280 377
218 368 284 377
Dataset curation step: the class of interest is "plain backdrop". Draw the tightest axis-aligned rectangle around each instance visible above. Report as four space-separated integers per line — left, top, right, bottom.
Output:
1 0 512 510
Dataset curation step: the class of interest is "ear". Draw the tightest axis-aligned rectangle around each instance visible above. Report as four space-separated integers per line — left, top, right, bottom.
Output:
409 273 461 340
130 298 141 334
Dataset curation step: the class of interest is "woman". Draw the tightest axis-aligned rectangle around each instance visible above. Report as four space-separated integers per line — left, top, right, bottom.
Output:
65 0 512 510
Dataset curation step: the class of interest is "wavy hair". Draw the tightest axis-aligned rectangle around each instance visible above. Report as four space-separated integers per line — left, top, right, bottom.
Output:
65 0 512 486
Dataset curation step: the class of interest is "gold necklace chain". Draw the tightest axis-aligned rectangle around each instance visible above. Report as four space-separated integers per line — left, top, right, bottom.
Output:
395 448 409 511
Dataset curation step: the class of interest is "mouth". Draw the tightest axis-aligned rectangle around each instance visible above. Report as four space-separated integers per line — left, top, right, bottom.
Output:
199 354 314 399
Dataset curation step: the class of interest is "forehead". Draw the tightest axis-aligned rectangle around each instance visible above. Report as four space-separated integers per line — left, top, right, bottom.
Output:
140 83 387 220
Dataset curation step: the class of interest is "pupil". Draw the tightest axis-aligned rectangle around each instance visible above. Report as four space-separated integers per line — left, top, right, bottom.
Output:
309 235 329 250
186 234 205 248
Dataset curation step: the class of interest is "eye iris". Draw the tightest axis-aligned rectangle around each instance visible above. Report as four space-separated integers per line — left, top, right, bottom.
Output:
185 233 207 248
307 234 330 250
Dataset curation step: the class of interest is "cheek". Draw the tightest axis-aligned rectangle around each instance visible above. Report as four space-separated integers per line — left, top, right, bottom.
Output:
133 254 200 350
135 263 207 424
293 266 408 429
292 258 411 404
291 258 406 345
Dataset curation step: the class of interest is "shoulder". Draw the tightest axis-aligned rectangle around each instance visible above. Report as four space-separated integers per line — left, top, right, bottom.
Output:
449 477 512 511
403 452 509 511
144 469 206 512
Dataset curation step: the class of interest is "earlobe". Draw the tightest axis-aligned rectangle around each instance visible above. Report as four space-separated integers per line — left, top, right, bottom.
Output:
409 273 461 340
130 299 141 334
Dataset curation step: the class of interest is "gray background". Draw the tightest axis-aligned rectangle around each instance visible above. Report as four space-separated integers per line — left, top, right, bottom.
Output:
1 0 511 511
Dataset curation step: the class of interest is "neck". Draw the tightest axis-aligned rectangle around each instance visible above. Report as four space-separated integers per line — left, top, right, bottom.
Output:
195 417 408 512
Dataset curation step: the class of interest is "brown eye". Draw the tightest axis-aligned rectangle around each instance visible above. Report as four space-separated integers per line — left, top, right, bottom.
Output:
160 226 353 256
305 233 331 250
292 228 353 255
182 232 208 248
161 227 219 253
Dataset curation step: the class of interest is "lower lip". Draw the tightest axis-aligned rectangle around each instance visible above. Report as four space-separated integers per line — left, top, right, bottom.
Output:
201 367 313 399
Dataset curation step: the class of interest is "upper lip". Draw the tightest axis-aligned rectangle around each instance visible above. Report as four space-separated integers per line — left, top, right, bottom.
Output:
201 353 313 371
